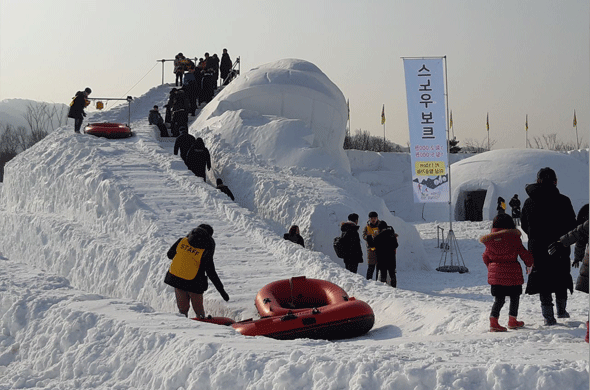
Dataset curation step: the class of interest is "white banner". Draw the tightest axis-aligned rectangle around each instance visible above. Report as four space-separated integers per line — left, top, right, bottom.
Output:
403 58 449 203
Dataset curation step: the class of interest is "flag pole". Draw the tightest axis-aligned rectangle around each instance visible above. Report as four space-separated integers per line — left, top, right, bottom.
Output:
381 104 386 151
486 113 490 151
574 110 579 149
524 114 529 149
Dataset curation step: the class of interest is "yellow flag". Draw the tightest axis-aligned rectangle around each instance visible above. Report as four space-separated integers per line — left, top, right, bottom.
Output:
449 110 453 129
525 114 528 132
486 113 489 131
381 105 385 125
573 110 577 127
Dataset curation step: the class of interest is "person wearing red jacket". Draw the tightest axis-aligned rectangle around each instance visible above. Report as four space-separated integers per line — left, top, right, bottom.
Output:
480 214 534 332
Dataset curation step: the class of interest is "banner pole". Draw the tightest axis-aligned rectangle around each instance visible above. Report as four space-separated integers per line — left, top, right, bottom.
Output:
444 56 452 233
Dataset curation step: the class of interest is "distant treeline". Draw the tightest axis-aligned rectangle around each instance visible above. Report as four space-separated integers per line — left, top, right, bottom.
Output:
0 103 68 181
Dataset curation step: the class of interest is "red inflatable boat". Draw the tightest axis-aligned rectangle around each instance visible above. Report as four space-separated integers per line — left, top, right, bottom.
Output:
231 276 375 340
84 123 133 139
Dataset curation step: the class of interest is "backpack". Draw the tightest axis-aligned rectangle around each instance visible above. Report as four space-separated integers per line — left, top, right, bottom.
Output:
333 236 347 258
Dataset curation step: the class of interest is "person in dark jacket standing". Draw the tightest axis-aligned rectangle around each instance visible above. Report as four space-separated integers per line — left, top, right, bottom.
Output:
216 178 235 201
164 224 229 318
148 105 168 137
496 197 506 215
173 129 196 162
339 213 364 274
509 194 521 226
185 137 211 181
171 88 190 137
480 214 534 332
362 211 381 280
68 87 91 133
283 225 304 247
548 205 589 342
521 167 577 325
373 220 399 287
220 49 232 85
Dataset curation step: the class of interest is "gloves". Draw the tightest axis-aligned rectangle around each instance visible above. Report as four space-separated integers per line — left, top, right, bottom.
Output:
220 290 229 302
547 241 565 256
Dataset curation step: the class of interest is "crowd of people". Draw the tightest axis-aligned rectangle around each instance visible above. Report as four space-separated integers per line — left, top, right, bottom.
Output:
481 167 588 341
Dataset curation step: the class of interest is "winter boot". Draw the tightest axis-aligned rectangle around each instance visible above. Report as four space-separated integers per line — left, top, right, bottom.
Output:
541 305 557 325
586 321 589 343
555 298 570 318
490 317 507 332
507 315 524 329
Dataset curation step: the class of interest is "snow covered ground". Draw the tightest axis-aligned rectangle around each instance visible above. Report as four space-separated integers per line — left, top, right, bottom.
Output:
0 59 587 389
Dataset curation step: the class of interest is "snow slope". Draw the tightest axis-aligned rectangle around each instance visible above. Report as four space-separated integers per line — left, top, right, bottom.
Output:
0 59 587 389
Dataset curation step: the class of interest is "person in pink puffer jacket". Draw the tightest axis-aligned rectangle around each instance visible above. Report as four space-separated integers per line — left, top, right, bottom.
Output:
480 214 534 332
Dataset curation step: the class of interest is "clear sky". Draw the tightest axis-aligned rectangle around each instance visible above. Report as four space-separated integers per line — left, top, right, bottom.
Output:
0 0 588 149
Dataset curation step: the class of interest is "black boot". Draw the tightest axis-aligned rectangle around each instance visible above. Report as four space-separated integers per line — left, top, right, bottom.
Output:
542 304 557 325
556 298 570 318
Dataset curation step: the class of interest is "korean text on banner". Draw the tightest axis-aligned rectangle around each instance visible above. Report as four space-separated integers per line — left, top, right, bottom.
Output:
403 58 449 203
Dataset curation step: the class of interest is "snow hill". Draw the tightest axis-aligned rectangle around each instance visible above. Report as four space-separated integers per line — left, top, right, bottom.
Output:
0 59 588 389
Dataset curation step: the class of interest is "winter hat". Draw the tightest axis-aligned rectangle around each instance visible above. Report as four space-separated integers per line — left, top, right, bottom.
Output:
153 105 158 109
84 87 92 94
368 211 378 218
216 178 223 185
492 213 516 229
198 224 214 236
537 167 557 183
348 213 359 223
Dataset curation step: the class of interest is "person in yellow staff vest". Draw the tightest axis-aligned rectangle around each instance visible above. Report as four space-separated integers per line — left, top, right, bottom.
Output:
165 224 229 318
363 211 382 280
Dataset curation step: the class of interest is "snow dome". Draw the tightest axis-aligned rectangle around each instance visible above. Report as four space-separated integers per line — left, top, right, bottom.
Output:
193 58 350 173
450 148 589 221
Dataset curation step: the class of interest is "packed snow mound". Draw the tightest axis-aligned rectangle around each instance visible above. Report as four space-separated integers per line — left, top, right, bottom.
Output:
194 58 350 173
451 148 589 220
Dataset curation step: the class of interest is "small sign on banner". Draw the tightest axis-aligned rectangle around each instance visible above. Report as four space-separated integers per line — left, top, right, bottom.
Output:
403 58 449 203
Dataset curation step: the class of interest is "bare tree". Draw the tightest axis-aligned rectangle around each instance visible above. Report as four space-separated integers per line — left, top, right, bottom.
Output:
344 129 407 152
463 137 497 153
530 133 588 151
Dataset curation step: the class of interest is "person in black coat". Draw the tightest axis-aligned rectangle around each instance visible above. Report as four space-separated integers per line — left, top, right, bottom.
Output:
509 194 521 226
171 88 190 137
216 178 235 201
68 87 91 133
521 167 577 325
148 105 169 137
373 220 399 287
173 129 196 162
283 225 304 247
164 224 229 318
339 213 364 274
185 137 211 181
211 54 220 90
220 49 232 85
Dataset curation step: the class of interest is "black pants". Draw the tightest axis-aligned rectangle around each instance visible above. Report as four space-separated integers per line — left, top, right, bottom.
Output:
379 265 397 287
366 264 378 280
175 72 183 86
491 295 520 318
344 261 358 274
157 123 168 137
74 117 83 133
540 290 568 307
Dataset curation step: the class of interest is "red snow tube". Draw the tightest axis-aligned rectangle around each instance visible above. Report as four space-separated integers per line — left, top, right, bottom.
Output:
84 123 133 139
231 276 375 340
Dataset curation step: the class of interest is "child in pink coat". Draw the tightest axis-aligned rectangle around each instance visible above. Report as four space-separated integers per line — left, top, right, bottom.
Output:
480 214 534 332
